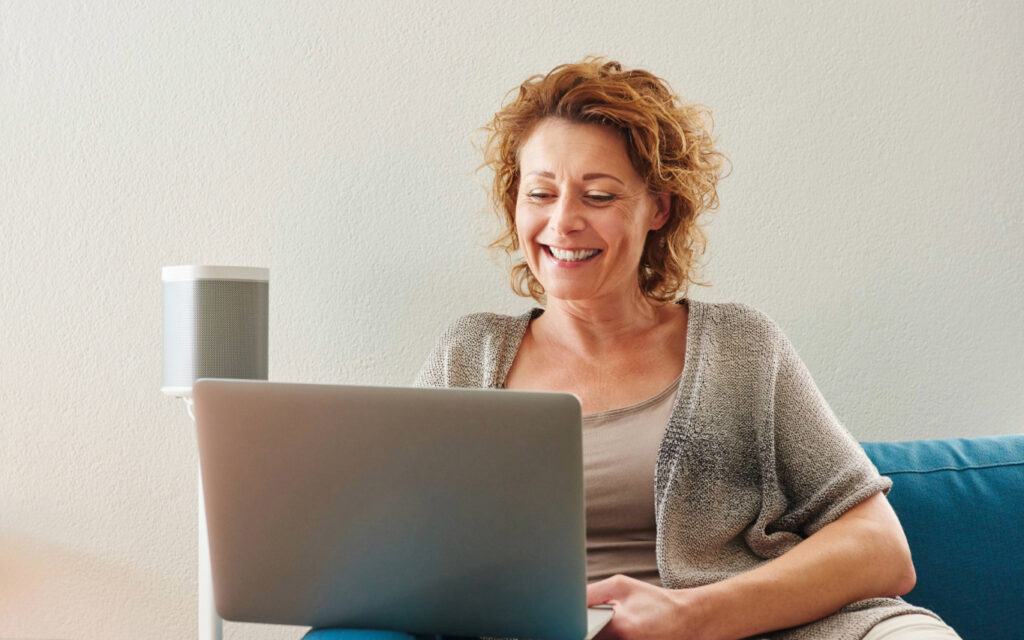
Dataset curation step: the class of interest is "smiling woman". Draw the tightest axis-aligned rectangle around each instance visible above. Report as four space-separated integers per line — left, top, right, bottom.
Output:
514 119 670 306
307 58 963 640
501 116 688 415
483 58 726 305
421 58 959 640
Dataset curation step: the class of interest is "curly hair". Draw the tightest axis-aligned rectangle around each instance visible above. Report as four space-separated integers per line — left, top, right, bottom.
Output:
482 57 729 303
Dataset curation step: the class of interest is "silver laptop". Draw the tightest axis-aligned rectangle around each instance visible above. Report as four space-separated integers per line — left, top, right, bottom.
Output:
192 379 614 640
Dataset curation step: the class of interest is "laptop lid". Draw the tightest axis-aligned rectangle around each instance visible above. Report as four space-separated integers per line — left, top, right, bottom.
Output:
193 379 592 640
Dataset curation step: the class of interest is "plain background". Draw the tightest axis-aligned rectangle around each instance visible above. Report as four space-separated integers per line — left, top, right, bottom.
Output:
2 1 1021 638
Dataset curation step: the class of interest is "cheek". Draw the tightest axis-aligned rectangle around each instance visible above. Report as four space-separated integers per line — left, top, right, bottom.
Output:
514 208 540 246
594 215 637 248
516 226 530 254
512 219 529 257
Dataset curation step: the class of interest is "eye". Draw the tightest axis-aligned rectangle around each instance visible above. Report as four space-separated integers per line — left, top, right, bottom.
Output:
526 189 555 201
585 191 616 203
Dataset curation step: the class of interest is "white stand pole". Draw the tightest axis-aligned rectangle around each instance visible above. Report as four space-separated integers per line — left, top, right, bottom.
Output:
188 396 223 640
199 464 224 640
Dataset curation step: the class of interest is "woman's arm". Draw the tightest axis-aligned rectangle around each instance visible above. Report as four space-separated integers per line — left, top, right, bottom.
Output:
692 491 915 639
588 491 915 640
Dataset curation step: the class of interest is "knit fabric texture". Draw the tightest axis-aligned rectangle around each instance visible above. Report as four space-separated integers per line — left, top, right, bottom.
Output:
415 299 942 639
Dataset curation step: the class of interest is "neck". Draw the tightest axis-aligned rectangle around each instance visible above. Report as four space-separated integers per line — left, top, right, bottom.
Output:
535 288 667 354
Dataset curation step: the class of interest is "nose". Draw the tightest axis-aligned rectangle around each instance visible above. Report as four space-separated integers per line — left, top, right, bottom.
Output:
548 195 586 236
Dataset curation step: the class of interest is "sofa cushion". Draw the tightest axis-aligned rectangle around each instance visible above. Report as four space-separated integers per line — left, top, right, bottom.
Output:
861 435 1024 639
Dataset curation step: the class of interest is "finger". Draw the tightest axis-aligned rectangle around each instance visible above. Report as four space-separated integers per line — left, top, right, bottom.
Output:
586 574 629 607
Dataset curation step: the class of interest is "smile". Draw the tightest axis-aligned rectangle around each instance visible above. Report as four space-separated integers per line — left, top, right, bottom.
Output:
544 245 602 263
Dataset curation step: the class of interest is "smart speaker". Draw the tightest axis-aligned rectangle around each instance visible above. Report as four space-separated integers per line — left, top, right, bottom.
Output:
162 264 269 640
162 265 269 397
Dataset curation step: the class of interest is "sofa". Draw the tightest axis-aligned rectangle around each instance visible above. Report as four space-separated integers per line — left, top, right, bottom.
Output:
307 434 1024 640
860 434 1023 639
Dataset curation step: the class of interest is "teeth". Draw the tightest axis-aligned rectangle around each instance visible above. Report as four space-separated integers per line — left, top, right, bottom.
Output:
549 247 600 262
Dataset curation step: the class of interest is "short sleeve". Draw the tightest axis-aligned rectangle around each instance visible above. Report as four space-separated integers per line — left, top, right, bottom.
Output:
412 312 528 389
762 324 892 538
413 320 461 388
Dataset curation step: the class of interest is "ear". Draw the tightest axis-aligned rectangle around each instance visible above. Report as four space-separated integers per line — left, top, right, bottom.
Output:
649 194 671 231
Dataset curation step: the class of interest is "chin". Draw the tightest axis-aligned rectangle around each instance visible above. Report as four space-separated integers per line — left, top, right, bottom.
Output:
538 284 598 303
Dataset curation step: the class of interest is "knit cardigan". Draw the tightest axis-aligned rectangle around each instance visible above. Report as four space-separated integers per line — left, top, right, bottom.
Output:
414 299 940 639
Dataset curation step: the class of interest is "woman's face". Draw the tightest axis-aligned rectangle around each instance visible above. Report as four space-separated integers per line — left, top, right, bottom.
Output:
515 118 669 305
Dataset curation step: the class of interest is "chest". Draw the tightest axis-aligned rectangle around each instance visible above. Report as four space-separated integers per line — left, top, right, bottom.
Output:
504 340 685 414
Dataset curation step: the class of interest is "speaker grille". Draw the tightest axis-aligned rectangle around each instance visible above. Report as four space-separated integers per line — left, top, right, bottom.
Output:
162 279 268 391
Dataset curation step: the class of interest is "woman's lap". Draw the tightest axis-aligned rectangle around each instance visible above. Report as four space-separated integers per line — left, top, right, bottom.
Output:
301 630 420 640
304 614 961 640
862 613 962 640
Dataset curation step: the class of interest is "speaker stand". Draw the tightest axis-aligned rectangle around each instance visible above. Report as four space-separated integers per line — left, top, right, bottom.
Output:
198 464 223 640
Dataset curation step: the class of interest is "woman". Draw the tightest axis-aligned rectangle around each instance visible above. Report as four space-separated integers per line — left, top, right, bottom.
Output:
413 59 960 639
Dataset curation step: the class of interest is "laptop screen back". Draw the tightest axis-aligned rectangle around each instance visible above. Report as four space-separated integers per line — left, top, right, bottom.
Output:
194 379 588 640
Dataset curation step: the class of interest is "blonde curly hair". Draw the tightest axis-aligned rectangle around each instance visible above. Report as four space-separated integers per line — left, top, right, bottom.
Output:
482 57 729 303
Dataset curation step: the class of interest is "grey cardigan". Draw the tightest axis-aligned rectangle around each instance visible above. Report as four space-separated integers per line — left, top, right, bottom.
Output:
415 299 939 639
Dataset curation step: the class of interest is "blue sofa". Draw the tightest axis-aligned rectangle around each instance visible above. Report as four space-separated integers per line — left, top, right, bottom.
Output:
307 434 1024 640
861 434 1024 639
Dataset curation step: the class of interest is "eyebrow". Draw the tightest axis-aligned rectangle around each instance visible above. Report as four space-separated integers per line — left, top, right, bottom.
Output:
526 170 625 186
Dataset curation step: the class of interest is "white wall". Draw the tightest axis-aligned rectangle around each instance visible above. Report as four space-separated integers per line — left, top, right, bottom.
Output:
2 1 1021 638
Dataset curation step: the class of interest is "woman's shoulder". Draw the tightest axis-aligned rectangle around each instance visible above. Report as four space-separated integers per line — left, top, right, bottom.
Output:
689 299 783 335
687 299 790 358
415 309 537 388
437 309 536 344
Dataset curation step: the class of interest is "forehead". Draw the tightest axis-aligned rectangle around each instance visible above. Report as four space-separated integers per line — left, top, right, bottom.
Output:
518 118 636 177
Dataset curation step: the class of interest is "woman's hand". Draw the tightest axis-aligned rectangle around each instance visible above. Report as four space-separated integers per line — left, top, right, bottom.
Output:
586 574 709 640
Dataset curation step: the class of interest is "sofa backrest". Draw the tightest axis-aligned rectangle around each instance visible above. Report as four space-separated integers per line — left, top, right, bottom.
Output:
862 435 1024 640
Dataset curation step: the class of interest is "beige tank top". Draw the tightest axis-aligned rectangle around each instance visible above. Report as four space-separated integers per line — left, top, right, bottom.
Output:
582 374 681 586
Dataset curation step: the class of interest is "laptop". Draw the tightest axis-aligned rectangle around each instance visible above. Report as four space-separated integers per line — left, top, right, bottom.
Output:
192 379 615 640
